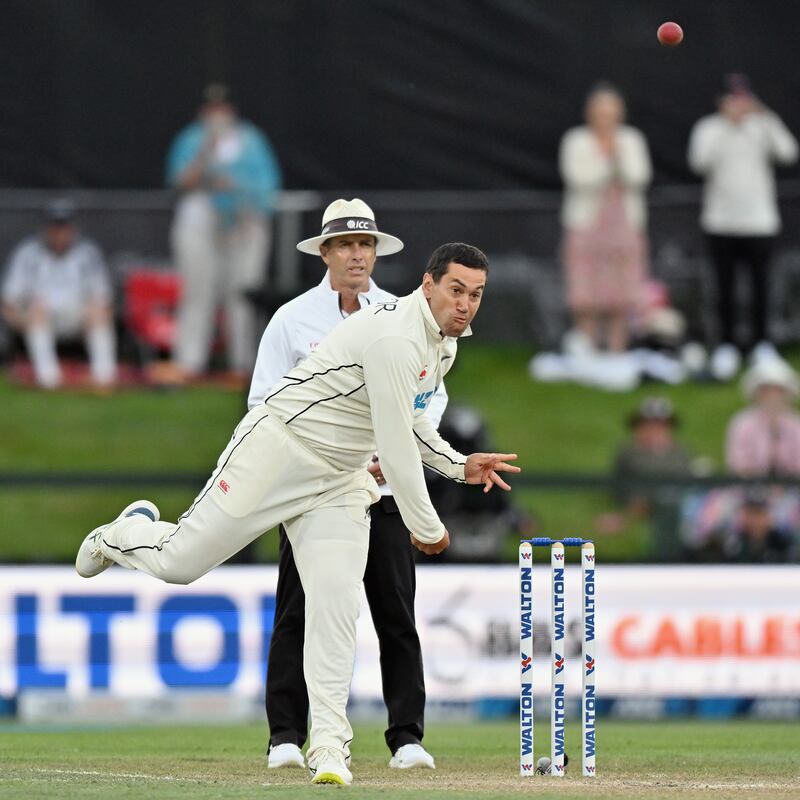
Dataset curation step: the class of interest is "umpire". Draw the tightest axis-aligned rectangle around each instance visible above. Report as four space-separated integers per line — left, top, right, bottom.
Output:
248 198 439 770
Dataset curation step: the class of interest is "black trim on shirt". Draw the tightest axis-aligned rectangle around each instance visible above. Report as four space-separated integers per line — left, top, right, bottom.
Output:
262 362 363 405
285 382 366 425
414 429 467 469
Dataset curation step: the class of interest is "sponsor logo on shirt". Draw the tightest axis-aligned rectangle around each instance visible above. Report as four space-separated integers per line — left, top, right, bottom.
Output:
414 390 434 410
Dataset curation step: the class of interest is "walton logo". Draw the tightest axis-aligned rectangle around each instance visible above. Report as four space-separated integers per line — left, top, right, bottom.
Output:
521 653 532 673
585 654 596 675
521 763 532 772
554 653 564 674
520 551 531 560
218 479 230 494
585 553 595 562
553 552 564 561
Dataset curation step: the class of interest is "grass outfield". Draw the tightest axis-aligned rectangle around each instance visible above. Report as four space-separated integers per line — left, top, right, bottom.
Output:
1 720 799 799
3 343 800 563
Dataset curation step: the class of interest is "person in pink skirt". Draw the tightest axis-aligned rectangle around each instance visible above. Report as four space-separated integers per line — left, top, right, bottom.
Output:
559 83 652 353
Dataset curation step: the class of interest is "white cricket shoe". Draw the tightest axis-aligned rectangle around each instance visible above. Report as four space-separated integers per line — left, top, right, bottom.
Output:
267 742 305 769
309 747 352 785
75 500 160 578
750 340 781 365
389 743 436 769
710 343 741 382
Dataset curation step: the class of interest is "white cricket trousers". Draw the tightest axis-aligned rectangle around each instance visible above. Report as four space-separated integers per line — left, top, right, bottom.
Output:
99 405 377 764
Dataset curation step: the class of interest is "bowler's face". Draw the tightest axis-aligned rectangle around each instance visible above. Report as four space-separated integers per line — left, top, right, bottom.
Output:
423 262 486 338
321 234 377 293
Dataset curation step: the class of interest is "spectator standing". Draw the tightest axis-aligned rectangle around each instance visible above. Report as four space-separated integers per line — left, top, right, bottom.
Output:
726 358 800 478
1 199 116 389
162 83 281 386
688 74 798 380
559 82 652 354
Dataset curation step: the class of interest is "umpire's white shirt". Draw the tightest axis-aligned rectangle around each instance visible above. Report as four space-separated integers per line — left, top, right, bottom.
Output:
249 271 393 407
248 271 448 496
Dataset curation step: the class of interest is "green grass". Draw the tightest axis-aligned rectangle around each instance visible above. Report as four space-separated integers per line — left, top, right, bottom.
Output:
3 344 799 563
0 720 798 799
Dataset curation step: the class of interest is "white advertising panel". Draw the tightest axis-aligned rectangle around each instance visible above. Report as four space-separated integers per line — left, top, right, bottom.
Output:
1 565 798 701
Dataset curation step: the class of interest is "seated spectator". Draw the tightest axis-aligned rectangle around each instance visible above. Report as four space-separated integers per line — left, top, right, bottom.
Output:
425 406 534 562
596 397 694 558
1 199 116 389
698 486 798 564
726 358 800 477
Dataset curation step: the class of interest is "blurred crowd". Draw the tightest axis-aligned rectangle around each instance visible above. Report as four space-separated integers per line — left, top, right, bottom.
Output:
599 356 800 563
2 76 799 564
1 84 281 392
526 72 800 563
531 73 798 390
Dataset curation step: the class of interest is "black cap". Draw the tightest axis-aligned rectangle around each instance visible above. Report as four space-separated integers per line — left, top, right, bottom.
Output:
203 82 231 106
628 397 678 428
722 73 752 97
742 486 770 509
44 198 76 224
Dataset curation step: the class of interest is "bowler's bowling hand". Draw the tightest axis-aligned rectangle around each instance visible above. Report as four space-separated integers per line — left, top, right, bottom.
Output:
410 529 450 556
465 452 521 493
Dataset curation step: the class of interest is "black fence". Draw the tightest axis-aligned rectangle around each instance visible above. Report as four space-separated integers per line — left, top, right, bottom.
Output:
4 185 800 349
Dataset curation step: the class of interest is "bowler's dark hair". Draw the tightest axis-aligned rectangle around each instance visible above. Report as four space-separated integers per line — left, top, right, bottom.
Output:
425 243 489 282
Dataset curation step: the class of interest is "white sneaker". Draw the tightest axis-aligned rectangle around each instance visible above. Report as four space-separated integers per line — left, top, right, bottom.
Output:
750 340 781 365
680 341 708 376
75 500 160 578
267 742 305 769
389 743 435 769
710 344 741 381
309 747 352 785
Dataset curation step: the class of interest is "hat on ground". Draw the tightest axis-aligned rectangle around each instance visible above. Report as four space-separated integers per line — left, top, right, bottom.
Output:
44 198 76 224
297 198 404 257
628 396 678 428
741 358 800 401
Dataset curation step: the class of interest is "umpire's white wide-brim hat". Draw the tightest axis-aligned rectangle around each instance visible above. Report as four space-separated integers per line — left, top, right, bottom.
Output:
296 198 404 256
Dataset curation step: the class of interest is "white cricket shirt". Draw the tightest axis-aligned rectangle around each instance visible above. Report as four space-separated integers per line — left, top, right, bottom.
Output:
248 271 448 497
262 287 467 544
688 111 798 235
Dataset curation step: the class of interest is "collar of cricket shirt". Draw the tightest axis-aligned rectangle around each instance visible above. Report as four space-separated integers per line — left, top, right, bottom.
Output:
414 285 472 340
319 270 385 313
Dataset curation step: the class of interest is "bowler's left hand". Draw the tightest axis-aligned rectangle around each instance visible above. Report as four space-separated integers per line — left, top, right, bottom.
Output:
465 452 520 493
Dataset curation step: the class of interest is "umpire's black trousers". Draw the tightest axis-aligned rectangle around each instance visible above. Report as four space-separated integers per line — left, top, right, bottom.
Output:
266 495 426 755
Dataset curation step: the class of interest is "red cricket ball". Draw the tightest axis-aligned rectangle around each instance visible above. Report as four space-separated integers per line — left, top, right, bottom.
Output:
657 21 684 47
